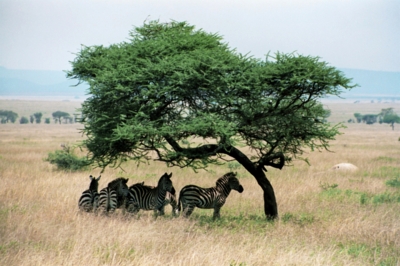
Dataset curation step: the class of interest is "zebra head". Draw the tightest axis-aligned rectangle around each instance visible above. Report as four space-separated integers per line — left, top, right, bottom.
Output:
88 174 101 191
225 172 244 193
109 177 130 198
158 172 173 193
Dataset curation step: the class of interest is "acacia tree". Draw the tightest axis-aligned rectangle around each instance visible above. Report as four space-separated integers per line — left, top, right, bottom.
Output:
52 111 70 124
380 108 400 130
33 112 43 124
67 21 355 219
0 110 18 123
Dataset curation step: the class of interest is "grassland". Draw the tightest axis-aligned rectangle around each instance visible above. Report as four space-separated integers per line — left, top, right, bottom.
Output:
0 99 399 265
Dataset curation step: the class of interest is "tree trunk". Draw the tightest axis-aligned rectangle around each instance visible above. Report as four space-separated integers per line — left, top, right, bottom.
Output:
252 168 278 219
224 146 279 219
163 139 280 220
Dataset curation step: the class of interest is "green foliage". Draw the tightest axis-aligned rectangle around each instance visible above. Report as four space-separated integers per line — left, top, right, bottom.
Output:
44 145 90 171
359 191 400 205
386 177 400 188
0 110 18 123
362 114 378 124
360 193 369 205
52 111 71 124
354 113 362 123
44 118 51 124
372 192 400 204
67 20 355 170
33 112 43 124
19 116 29 124
227 162 241 171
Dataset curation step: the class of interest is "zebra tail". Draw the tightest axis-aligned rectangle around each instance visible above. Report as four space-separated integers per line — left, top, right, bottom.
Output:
177 189 183 213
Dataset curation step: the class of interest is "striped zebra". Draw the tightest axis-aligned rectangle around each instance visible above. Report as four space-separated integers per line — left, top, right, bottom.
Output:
78 175 101 212
126 172 174 217
141 183 178 216
177 172 244 219
98 177 129 215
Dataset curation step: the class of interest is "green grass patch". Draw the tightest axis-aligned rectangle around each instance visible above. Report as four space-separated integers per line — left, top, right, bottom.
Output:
360 191 400 205
318 182 400 205
281 212 315 226
0 241 20 255
189 212 275 233
319 185 362 204
230 261 247 266
376 156 398 163
336 241 400 265
371 166 400 179
386 177 400 188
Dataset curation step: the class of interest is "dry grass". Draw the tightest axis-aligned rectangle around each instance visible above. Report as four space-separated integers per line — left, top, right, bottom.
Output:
0 100 399 265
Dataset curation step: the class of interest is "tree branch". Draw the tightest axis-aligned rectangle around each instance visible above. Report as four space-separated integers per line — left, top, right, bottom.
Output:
258 152 285 171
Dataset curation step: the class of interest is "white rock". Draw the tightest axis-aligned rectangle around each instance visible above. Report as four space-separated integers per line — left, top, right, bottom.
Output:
332 163 358 171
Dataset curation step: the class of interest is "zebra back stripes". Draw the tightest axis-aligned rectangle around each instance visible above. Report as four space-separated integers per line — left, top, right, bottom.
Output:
126 172 174 216
139 183 178 216
177 172 244 219
78 175 101 212
98 177 129 214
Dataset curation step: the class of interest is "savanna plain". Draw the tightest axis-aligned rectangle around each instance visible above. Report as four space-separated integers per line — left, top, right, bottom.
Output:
0 99 399 266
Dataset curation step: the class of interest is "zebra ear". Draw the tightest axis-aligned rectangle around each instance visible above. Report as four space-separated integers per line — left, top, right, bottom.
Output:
168 172 172 178
124 178 129 183
89 175 93 180
97 175 101 181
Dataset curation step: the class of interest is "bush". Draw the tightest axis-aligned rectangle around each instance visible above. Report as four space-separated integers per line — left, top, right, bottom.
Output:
45 146 90 171
386 177 400 188
20 117 29 124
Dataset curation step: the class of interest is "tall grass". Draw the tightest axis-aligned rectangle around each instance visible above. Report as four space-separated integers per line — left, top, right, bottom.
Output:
0 100 399 265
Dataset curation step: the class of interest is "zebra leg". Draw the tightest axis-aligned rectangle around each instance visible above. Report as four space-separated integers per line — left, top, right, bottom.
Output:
169 200 178 217
158 205 165 216
213 207 221 220
183 205 195 218
126 203 140 216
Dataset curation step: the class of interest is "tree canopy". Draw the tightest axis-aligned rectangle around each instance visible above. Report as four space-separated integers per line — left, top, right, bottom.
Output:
52 111 70 124
0 110 18 123
380 108 400 130
67 20 355 219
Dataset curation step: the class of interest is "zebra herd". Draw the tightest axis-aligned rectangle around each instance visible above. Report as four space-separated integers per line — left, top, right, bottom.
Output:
78 172 244 219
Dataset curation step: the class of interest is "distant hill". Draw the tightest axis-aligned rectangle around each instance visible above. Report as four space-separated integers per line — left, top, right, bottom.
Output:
0 66 399 100
0 66 88 97
339 68 400 99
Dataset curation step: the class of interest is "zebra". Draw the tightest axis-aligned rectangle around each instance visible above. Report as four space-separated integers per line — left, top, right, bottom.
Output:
177 172 244 219
141 183 178 216
78 174 101 212
125 172 174 217
98 177 129 215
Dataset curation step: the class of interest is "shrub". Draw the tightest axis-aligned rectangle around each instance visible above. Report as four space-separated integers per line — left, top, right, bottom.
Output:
45 145 90 171
20 117 29 124
386 177 400 188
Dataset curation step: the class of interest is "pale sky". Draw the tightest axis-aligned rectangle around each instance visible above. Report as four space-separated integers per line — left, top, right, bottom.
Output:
0 0 399 72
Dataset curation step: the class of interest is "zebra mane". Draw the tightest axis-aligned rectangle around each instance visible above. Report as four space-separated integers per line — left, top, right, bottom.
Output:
108 177 128 189
215 172 237 188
